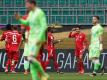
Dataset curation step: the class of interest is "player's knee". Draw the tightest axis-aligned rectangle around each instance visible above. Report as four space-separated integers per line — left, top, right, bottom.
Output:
27 56 37 64
27 56 33 63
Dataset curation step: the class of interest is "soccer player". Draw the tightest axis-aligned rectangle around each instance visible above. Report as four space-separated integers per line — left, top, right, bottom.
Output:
45 27 61 73
15 0 48 80
8 25 22 73
89 16 104 76
0 24 12 72
69 27 88 74
21 14 30 75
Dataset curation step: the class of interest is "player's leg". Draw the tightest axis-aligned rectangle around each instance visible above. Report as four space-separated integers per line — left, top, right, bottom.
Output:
44 48 51 71
78 56 84 74
89 47 101 76
36 46 46 71
75 49 81 73
23 43 30 74
78 49 84 74
93 58 101 72
30 63 40 80
90 58 101 76
5 50 12 72
27 43 48 80
52 49 59 72
24 56 29 74
28 56 48 80
76 57 81 73
76 50 84 74
11 51 19 73
5 59 11 72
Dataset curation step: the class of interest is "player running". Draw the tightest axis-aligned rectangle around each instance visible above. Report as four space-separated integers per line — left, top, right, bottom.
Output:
45 27 61 73
21 14 30 75
89 16 104 76
69 27 88 74
0 24 12 73
15 0 48 80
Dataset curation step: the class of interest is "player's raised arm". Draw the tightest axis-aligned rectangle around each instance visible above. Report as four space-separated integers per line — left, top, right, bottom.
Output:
68 28 76 38
15 13 29 26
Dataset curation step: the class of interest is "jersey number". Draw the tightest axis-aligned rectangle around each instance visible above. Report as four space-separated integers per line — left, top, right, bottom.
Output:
12 35 17 44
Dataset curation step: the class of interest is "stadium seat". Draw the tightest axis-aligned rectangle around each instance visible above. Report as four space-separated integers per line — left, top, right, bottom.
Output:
80 0 88 5
78 16 85 24
69 0 76 5
0 0 107 25
104 0 107 4
4 0 12 6
20 11 26 15
15 0 25 7
56 16 62 23
8 11 14 15
0 11 4 15
0 16 7 24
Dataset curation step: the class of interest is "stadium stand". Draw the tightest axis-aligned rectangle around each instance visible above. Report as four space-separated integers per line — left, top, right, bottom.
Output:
0 0 107 25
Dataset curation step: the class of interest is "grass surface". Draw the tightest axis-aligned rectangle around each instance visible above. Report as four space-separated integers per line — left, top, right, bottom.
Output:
0 72 107 80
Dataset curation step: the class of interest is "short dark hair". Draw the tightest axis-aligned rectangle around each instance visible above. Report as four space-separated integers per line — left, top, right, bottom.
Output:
6 24 12 30
75 25 81 29
12 25 18 30
27 0 36 5
47 27 52 32
93 16 100 20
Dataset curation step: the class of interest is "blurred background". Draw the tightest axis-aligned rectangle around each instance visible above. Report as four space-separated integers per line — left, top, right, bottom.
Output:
0 0 107 49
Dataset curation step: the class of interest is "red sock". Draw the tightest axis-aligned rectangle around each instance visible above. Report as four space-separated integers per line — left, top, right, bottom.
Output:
5 59 11 70
54 62 59 71
40 61 46 71
77 61 81 72
11 60 18 71
45 60 49 70
80 61 84 71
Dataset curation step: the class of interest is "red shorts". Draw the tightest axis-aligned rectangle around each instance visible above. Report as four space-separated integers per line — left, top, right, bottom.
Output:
75 48 85 58
6 50 19 60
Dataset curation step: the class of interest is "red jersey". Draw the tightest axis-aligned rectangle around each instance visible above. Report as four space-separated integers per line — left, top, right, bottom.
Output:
69 32 88 49
8 31 22 51
47 32 54 48
0 30 12 50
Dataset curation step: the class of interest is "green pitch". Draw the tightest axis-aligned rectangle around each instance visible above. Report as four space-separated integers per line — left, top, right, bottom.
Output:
0 72 107 80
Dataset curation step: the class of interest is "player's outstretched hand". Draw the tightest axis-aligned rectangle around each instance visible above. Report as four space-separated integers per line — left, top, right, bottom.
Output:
15 13 21 20
72 28 76 31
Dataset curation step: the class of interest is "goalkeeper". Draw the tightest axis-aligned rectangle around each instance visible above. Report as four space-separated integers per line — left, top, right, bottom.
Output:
89 16 104 77
15 0 48 80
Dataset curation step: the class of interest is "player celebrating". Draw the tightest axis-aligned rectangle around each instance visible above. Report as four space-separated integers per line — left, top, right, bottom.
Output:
21 14 30 75
0 24 12 73
69 27 88 74
89 16 104 76
45 27 61 73
8 26 22 73
15 0 48 80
